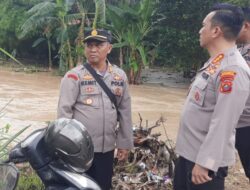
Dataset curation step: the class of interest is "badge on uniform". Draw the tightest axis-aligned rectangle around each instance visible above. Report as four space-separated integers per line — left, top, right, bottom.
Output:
220 71 236 94
114 74 122 81
206 54 224 75
212 54 224 64
85 87 94 93
202 72 209 80
194 91 200 101
67 74 79 81
84 98 93 105
83 74 93 80
114 88 122 96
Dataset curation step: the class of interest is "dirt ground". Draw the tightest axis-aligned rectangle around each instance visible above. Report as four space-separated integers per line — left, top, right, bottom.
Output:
0 67 249 189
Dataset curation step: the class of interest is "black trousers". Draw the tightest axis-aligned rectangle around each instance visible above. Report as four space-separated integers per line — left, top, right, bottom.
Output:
174 157 228 190
85 150 114 190
236 126 250 179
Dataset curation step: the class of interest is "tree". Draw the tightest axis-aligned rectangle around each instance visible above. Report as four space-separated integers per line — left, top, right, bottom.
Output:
106 0 155 84
19 0 83 72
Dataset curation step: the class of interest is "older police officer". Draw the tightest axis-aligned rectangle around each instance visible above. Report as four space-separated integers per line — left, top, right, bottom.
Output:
174 4 250 190
57 29 133 190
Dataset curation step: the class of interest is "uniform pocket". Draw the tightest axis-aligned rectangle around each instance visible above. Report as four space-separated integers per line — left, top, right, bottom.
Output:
191 78 208 106
80 86 101 108
111 86 124 97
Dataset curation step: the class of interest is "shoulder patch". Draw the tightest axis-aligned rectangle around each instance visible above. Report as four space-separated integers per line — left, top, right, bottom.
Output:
67 73 79 81
220 71 236 81
219 71 236 94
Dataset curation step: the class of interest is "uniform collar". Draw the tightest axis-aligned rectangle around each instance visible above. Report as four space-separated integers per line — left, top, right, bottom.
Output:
198 46 237 72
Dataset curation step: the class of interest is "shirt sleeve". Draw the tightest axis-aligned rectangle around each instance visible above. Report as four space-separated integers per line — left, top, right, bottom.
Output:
195 65 250 171
57 71 80 119
116 75 134 150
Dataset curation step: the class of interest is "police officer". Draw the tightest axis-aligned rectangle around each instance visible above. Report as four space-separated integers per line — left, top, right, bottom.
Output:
174 4 250 190
57 29 133 190
236 7 250 181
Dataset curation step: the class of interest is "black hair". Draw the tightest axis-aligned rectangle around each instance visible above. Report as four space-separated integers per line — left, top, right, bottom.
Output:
242 7 250 22
210 3 244 40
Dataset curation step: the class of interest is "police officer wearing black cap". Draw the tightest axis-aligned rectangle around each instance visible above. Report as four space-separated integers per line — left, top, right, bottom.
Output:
57 29 134 190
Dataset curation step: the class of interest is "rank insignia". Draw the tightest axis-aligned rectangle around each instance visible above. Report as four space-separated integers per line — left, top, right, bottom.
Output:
219 71 236 94
114 74 122 81
212 54 224 64
207 67 216 75
67 74 78 81
83 74 93 80
108 65 113 73
84 98 93 105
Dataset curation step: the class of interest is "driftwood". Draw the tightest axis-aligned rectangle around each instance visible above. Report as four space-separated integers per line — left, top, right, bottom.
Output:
112 115 177 190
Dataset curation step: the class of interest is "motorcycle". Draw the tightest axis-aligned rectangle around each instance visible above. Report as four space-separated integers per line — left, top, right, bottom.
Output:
0 119 101 190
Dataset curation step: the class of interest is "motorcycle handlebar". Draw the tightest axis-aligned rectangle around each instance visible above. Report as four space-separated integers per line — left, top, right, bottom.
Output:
8 145 27 163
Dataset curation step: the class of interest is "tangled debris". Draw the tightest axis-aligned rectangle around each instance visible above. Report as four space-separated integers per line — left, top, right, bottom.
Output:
112 115 177 190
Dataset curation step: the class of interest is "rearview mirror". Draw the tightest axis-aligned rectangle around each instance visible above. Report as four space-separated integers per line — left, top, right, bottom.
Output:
0 163 19 190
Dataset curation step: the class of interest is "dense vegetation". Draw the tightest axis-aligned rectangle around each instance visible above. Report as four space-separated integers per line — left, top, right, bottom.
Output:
0 0 249 83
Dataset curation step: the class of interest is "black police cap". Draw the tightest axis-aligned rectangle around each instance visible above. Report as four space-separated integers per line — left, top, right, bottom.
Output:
83 29 112 43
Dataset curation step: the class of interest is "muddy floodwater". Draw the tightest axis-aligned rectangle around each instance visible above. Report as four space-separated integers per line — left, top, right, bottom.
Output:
0 68 249 189
0 69 187 140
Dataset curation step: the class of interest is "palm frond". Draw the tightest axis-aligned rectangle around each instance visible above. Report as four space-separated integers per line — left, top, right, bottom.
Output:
0 125 30 159
0 48 23 65
27 2 57 17
32 38 46 48
137 45 148 66
93 0 106 29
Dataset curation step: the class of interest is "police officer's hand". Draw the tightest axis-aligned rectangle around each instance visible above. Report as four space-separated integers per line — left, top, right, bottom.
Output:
116 149 129 161
192 164 212 184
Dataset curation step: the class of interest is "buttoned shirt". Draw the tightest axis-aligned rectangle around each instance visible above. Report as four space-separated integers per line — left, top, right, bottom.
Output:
176 46 250 171
57 62 134 153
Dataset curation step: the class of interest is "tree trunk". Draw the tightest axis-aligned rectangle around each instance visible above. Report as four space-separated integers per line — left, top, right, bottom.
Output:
47 39 52 71
119 47 123 68
135 62 142 84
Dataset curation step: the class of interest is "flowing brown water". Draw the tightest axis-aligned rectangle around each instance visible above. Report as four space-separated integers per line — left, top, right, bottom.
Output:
0 69 188 140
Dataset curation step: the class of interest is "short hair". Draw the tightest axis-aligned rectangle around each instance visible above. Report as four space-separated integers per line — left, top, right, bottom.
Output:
210 3 244 40
242 7 250 22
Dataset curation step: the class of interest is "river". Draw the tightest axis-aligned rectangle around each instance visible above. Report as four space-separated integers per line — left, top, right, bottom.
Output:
0 69 187 140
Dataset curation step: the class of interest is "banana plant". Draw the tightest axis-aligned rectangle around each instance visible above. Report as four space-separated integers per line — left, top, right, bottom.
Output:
0 48 23 65
106 0 155 84
19 0 78 73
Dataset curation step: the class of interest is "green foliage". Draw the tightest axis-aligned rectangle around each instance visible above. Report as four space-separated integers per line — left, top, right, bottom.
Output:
106 0 155 83
226 0 250 6
0 48 23 65
0 0 248 78
150 0 217 72
0 124 30 161
93 0 106 28
16 165 44 190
